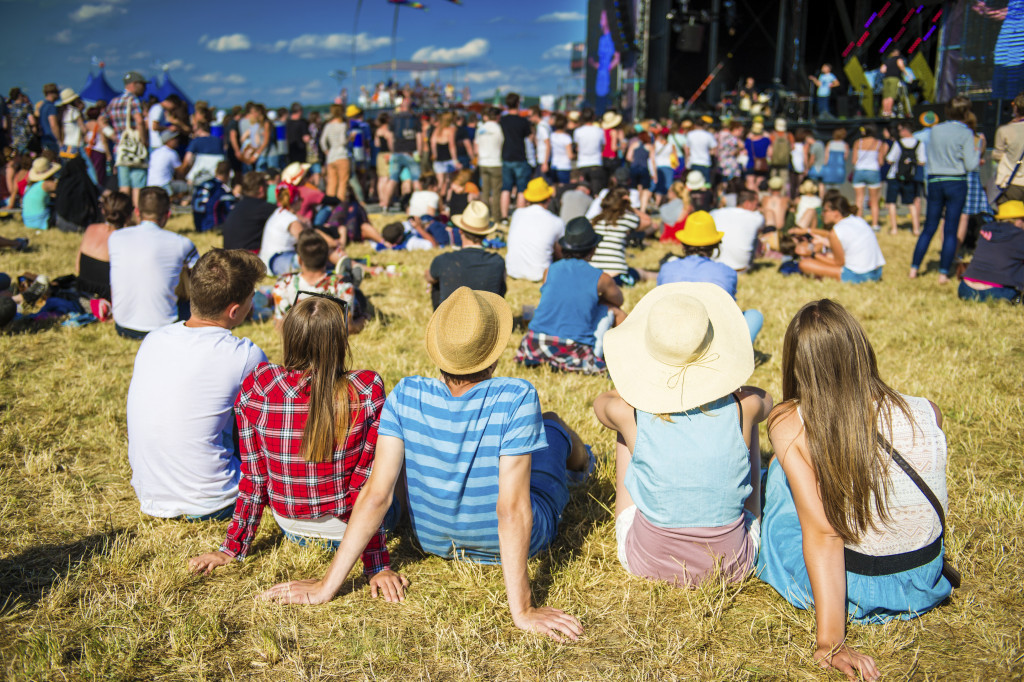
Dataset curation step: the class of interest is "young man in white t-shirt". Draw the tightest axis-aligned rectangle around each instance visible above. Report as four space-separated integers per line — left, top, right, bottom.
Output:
127 248 268 520
709 190 766 271
108 187 199 339
506 178 565 281
474 107 505 223
572 108 605 193
685 119 718 185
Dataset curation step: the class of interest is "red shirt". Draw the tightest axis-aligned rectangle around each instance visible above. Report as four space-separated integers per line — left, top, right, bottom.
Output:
220 364 389 575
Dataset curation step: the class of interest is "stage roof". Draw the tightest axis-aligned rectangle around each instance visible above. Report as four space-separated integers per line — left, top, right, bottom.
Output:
358 60 466 72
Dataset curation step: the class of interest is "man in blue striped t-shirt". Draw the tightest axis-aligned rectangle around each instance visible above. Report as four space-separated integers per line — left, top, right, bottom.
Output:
262 287 592 643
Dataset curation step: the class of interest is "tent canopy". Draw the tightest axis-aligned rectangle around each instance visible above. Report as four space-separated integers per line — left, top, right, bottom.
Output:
358 60 465 72
80 69 119 103
143 77 161 101
158 73 192 110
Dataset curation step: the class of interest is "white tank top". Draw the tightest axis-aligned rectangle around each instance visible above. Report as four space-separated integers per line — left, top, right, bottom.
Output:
854 140 881 171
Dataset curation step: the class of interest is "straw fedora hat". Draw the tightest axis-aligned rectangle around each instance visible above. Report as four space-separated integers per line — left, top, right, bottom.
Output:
676 211 723 247
59 88 80 106
28 157 60 182
452 200 495 235
684 170 706 191
767 176 785 190
281 162 311 185
425 287 513 375
522 177 554 203
603 282 753 413
601 111 623 129
995 200 1024 221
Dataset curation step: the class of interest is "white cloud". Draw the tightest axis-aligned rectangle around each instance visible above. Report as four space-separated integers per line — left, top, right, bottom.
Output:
411 38 489 63
463 70 503 84
205 86 226 96
542 42 573 61
69 3 124 22
51 29 73 44
536 11 584 22
270 86 296 96
203 33 252 52
129 51 150 60
193 72 246 85
163 59 194 72
276 33 391 58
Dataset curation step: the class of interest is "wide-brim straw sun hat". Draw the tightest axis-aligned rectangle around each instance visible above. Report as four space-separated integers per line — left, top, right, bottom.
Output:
281 162 311 185
27 158 60 182
425 287 513 375
995 200 1024 221
603 282 753 414
675 211 723 247
601 111 623 129
452 200 496 235
59 88 80 106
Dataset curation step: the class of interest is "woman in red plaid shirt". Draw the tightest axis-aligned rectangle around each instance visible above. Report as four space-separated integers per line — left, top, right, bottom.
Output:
189 295 408 597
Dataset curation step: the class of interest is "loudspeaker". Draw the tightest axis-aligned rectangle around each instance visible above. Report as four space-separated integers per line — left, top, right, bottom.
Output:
674 22 706 53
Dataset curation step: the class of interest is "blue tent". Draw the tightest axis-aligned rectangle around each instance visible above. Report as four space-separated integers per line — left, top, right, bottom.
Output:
80 69 119 103
158 73 193 110
143 76 161 102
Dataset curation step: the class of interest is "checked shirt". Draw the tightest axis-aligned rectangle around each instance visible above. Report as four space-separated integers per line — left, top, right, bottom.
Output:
220 364 390 574
105 91 142 140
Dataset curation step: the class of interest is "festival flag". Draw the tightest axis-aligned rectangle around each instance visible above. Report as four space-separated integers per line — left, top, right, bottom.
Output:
388 0 427 7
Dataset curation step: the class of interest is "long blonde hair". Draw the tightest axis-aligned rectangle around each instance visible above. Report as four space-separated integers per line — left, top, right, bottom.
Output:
282 297 355 463
771 299 914 544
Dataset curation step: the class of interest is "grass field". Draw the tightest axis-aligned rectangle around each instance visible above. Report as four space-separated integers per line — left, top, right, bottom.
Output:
0 210 1022 681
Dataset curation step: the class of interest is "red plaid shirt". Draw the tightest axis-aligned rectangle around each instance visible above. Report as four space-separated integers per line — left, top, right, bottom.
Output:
220 364 390 575
105 91 142 140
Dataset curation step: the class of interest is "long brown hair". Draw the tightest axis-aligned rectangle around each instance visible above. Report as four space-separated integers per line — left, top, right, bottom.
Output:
771 299 914 544
282 297 354 463
594 187 630 225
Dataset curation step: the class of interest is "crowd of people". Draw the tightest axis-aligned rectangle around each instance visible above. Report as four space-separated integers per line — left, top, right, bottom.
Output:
3 68 1024 680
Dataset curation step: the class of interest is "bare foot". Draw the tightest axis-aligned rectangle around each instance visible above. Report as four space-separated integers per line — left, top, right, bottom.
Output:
889 230 898 236
542 411 588 472
937 274 950 285
908 268 919 279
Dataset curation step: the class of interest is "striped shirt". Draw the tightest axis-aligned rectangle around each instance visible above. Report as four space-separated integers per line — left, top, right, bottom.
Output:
378 376 547 563
590 212 640 276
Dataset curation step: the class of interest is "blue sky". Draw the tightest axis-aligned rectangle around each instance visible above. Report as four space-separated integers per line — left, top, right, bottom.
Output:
1 0 589 107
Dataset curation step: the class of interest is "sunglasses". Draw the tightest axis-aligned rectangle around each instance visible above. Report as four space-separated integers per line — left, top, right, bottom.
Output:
294 291 349 312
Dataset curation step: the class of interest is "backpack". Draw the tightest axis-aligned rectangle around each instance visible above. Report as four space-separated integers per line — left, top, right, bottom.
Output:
770 133 791 168
895 140 919 183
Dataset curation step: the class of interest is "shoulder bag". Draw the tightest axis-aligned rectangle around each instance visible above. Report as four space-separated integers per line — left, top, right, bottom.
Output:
115 97 148 169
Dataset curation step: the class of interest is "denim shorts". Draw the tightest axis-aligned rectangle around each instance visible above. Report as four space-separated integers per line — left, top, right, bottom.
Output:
841 266 883 283
117 166 147 189
389 153 421 182
958 280 1019 302
886 179 920 205
851 169 882 188
433 160 458 175
502 161 532 192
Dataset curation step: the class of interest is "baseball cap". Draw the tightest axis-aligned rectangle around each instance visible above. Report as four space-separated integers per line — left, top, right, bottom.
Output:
123 71 146 84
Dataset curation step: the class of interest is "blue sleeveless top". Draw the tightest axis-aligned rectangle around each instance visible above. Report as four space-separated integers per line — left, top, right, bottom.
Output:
625 395 752 528
528 259 604 346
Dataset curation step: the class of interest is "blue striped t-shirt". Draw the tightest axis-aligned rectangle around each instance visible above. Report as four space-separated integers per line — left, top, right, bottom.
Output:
378 376 548 563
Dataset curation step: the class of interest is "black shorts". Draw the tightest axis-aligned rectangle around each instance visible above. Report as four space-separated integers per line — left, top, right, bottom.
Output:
886 179 919 205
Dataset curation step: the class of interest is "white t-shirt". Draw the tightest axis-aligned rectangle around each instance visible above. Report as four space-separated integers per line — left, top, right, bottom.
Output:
401 220 435 251
536 118 552 163
475 120 504 168
127 322 266 517
147 145 180 188
574 125 604 167
709 207 765 271
408 190 440 218
585 188 642 220
550 131 573 171
148 104 166 149
795 195 822 224
686 129 717 166
62 108 83 149
885 136 927 180
108 222 199 332
653 139 675 167
834 215 886 274
259 208 300 268
506 204 566 281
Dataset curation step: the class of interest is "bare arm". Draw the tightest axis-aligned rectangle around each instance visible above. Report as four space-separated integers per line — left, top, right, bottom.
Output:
596 272 624 308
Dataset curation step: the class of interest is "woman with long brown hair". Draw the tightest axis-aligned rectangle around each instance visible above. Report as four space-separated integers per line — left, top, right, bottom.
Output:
590 187 654 285
758 299 953 681
189 296 407 598
430 110 460 197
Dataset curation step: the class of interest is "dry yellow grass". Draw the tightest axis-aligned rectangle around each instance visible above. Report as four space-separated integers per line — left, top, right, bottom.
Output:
0 210 1022 680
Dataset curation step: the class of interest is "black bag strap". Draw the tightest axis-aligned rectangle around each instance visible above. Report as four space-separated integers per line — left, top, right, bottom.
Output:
995 142 1024 203
878 433 945 533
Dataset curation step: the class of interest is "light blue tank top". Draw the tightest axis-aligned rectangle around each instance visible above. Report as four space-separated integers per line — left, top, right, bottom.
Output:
625 394 752 528
528 259 604 346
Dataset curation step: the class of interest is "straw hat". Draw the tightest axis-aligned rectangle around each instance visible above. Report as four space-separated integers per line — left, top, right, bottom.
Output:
425 287 513 375
601 111 623 129
676 211 723 247
567 111 580 123
774 118 787 132
58 88 80 106
452 200 495 235
558 216 602 252
685 170 706 191
767 176 785 190
995 200 1024 221
603 282 753 413
28 158 60 182
281 162 311 185
522 177 554 203
799 178 819 195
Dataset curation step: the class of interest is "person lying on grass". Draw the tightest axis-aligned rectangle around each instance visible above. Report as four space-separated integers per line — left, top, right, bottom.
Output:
594 282 771 587
189 294 405 597
127 248 267 521
261 287 591 642
757 299 953 682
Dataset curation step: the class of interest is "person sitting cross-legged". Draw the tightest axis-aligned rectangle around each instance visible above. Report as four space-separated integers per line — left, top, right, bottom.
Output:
515 217 626 375
260 287 590 642
425 200 507 309
126 248 268 520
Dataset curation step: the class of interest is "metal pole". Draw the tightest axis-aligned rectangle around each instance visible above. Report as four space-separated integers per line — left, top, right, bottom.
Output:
390 4 400 84
635 0 650 120
773 0 788 85
352 0 364 77
708 0 721 103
